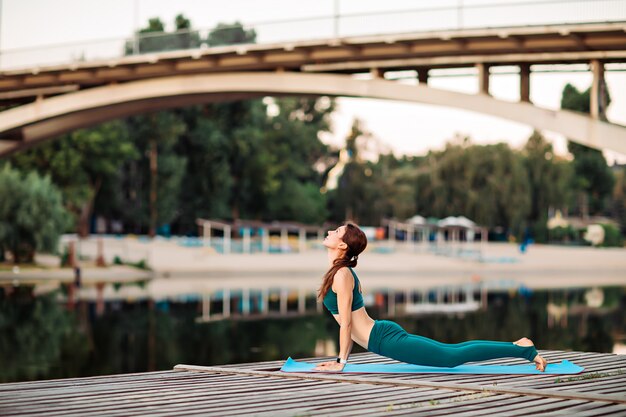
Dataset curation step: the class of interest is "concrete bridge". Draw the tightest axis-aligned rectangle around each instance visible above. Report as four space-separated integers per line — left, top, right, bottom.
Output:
1 21 626 156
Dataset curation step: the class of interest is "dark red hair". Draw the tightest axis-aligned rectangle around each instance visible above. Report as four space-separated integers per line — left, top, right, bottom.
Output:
318 222 368 301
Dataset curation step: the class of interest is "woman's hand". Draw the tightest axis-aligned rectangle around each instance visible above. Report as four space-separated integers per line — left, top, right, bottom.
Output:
313 361 345 372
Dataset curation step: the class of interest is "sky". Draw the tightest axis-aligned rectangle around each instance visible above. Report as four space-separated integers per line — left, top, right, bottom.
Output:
2 0 626 163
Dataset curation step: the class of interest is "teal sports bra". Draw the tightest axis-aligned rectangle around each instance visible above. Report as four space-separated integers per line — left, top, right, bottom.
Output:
323 267 365 314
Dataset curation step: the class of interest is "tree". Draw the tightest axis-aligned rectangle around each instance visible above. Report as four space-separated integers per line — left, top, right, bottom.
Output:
171 106 233 233
122 112 187 235
522 130 572 241
124 14 201 55
327 119 372 222
263 97 335 224
206 22 256 47
415 141 531 235
612 166 626 232
9 121 138 237
0 166 68 263
172 26 333 228
567 141 615 217
326 120 417 225
560 83 615 217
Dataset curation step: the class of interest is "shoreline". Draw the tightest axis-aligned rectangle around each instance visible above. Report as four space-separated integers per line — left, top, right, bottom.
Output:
3 241 624 301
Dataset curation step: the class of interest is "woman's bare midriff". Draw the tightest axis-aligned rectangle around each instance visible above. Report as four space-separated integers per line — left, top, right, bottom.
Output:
332 307 375 349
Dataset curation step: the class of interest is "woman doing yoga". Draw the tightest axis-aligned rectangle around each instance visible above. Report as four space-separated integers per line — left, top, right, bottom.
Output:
314 223 548 372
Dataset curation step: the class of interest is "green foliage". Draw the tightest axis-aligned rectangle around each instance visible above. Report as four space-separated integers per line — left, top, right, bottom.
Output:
172 95 336 231
567 142 615 215
0 287 90 382
612 167 626 231
0 166 68 263
327 119 397 224
561 83 591 114
548 225 579 243
130 259 149 270
173 107 234 231
124 16 253 55
9 120 138 236
523 131 572 242
532 214 549 243
120 112 187 232
207 21 256 46
124 15 202 55
600 223 623 247
561 83 615 216
262 97 334 223
119 17 331 232
523 131 572 220
414 140 531 234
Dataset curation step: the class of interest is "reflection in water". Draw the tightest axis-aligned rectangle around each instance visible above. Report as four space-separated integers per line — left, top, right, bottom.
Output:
0 285 624 383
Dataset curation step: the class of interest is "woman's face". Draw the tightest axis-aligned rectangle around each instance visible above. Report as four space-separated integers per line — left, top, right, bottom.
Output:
323 225 347 250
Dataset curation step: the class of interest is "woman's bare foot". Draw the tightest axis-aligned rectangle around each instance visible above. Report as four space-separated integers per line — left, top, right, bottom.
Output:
513 337 547 372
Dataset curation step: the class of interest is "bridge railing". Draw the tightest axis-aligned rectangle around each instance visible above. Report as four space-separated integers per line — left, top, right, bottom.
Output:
3 0 626 71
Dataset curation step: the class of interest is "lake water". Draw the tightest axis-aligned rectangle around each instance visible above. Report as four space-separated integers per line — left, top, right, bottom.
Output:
1 284 624 383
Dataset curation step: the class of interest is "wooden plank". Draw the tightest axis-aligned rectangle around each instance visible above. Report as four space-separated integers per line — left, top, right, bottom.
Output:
0 375 270 405
105 383 435 417
1 377 333 410
449 397 581 416
544 401 626 415
41 383 403 417
0 377 327 409
209 388 434 417
333 393 514 417
176 387 459 417
529 373 626 392
0 370 181 391
600 386 626 395
1 379 339 415
175 364 626 404
1 372 264 395
2 349 624 416
0 373 259 399
407 395 544 416
126 389 429 417
498 399 590 416
552 403 626 416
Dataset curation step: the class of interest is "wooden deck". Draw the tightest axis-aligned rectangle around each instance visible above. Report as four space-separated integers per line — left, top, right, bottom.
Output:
1 350 625 416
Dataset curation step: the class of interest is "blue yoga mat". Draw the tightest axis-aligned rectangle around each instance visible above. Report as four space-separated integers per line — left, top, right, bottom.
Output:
280 357 583 375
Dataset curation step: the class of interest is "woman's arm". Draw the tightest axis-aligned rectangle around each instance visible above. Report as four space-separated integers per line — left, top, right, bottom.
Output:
314 268 354 372
335 268 354 363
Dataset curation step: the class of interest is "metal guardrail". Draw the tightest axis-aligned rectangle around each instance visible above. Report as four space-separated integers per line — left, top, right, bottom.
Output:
2 0 626 70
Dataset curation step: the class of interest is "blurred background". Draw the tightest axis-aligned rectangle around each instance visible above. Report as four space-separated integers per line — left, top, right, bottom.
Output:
1 0 625 383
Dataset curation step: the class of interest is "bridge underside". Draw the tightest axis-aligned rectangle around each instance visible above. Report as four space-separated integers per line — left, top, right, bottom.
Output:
0 72 624 156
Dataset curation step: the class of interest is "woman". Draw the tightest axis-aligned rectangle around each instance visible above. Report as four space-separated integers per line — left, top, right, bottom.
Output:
314 223 548 372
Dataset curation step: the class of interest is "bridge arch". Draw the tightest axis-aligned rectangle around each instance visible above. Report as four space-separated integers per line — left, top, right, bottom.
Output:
1 72 624 155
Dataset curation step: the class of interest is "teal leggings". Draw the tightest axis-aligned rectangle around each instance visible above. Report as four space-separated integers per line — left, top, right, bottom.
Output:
367 320 538 367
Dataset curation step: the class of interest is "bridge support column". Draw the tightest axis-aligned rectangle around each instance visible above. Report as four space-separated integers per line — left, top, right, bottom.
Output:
590 59 607 120
519 64 530 103
476 63 490 95
417 68 429 85
370 68 383 79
